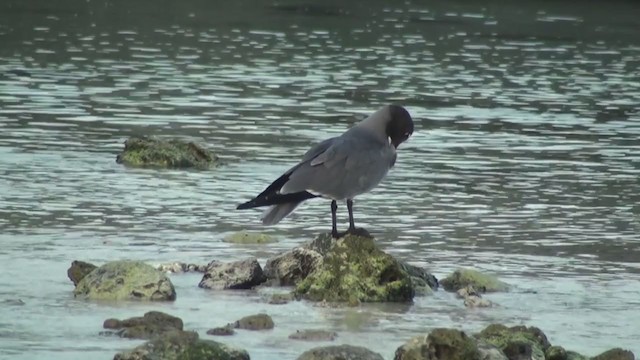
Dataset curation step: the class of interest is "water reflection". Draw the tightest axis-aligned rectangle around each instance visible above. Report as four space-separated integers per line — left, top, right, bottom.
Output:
0 0 639 358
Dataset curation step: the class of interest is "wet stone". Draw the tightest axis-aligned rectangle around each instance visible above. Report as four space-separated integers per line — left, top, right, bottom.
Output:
289 329 338 342
233 313 274 331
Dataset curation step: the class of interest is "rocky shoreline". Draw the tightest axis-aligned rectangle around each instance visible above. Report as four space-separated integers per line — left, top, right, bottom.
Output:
67 230 636 360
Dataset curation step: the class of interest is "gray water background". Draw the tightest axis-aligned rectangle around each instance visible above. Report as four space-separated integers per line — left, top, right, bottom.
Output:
0 0 639 359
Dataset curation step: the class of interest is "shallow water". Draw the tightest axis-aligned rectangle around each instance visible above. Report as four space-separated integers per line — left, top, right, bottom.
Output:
1 0 639 358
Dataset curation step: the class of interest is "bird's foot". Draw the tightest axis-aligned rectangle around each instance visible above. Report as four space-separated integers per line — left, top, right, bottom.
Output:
335 227 372 239
331 229 340 239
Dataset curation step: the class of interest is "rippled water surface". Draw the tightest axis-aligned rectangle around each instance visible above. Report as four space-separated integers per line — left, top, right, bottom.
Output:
1 0 639 358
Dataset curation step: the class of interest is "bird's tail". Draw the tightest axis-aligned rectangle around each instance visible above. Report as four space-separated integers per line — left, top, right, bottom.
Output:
236 190 318 224
261 201 303 225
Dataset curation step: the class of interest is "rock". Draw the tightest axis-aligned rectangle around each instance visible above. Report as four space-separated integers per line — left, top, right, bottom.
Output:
478 340 509 360
233 313 274 330
457 285 494 308
295 234 415 304
67 260 97 286
198 258 266 290
545 345 567 360
113 330 249 360
157 262 207 273
476 324 549 360
206 326 235 336
399 261 439 291
394 328 480 360
441 268 509 292
268 293 294 304
592 348 635 360
264 247 323 286
115 136 218 169
297 345 384 360
289 329 338 341
101 311 183 339
73 260 176 301
223 231 276 244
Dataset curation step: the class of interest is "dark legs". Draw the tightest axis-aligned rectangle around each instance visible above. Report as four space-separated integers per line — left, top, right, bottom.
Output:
331 200 338 238
331 199 371 239
347 199 356 233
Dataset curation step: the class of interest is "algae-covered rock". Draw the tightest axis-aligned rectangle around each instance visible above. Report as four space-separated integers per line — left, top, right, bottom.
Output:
476 324 549 360
478 340 509 360
294 234 414 304
223 231 276 244
592 348 635 360
67 260 97 286
394 328 480 360
113 330 249 360
545 345 567 360
102 311 183 339
233 313 274 330
264 247 323 286
441 269 508 292
399 261 439 291
73 260 176 301
198 258 266 290
115 136 217 169
289 329 338 342
297 344 383 360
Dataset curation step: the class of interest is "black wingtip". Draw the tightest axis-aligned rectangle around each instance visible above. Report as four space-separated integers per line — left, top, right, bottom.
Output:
236 201 254 210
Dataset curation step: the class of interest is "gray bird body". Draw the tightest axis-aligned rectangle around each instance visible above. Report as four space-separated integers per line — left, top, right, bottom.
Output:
260 107 398 225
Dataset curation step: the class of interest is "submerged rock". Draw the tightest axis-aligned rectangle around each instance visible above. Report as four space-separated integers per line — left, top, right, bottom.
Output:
399 261 439 292
206 325 235 336
297 344 384 360
67 260 97 287
457 285 494 308
476 324 550 360
113 330 249 360
394 328 480 360
441 268 509 293
73 260 176 301
289 329 338 342
294 234 415 304
157 262 207 273
233 313 274 330
115 136 218 169
102 311 183 339
592 348 635 360
268 293 295 305
264 247 323 286
198 258 266 290
223 231 276 244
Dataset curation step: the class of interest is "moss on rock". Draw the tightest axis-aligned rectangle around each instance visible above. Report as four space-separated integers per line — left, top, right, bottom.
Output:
394 329 480 360
441 268 508 292
545 345 568 360
116 137 217 169
233 313 274 330
592 348 635 360
113 330 249 360
476 324 549 360
67 260 97 287
73 260 176 301
294 234 414 304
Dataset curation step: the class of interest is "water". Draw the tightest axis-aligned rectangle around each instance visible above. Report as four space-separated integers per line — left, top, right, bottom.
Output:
1 0 639 358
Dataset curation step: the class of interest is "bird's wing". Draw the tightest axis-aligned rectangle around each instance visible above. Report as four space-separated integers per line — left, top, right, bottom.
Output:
282 130 394 198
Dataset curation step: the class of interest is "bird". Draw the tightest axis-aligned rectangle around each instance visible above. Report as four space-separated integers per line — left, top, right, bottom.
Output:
236 104 414 238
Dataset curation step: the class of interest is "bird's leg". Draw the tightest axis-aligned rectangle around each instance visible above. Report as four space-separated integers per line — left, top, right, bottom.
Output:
347 199 356 233
331 200 339 238
345 199 372 238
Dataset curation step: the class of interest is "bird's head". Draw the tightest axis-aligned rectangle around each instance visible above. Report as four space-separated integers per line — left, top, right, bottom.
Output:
385 104 414 149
